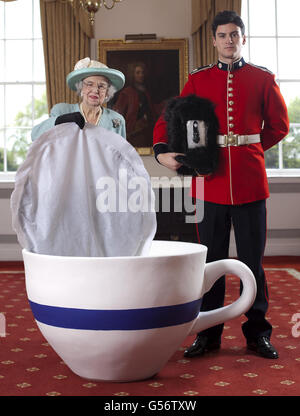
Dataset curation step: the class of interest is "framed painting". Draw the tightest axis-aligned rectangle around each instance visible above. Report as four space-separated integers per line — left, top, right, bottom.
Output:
98 38 189 154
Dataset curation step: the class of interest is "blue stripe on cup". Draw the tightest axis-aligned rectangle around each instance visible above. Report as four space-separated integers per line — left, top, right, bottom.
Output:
28 298 203 331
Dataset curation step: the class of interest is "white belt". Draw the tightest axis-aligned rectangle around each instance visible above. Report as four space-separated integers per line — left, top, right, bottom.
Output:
217 134 260 147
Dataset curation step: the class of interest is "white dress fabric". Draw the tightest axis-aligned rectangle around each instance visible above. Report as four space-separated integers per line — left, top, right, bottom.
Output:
11 123 156 257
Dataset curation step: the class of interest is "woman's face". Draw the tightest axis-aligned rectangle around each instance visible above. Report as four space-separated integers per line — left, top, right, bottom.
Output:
81 75 109 107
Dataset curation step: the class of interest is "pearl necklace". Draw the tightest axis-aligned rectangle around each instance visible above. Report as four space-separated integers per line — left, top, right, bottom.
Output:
80 103 102 125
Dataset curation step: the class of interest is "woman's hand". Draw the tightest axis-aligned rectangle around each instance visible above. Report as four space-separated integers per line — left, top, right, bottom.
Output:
157 152 185 171
55 112 85 129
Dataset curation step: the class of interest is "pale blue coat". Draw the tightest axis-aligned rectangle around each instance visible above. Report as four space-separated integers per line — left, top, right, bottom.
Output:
31 103 126 141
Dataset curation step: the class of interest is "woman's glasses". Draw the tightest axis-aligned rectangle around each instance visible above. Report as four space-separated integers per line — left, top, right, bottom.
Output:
83 80 108 91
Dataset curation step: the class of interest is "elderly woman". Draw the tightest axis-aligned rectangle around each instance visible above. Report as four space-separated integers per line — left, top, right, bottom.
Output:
31 57 126 141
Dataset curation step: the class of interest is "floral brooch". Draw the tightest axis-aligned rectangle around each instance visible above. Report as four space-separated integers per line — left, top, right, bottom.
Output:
112 119 121 128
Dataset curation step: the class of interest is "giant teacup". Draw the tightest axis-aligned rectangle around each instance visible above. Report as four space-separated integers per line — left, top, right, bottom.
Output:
23 240 257 382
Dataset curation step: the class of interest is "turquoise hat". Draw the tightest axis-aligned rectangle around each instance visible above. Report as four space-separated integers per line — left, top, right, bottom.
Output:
67 57 125 92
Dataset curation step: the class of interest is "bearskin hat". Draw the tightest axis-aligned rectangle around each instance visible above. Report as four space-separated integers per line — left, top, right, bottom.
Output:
164 94 219 175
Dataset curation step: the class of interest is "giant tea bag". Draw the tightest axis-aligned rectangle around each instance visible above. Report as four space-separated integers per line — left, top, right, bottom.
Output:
11 123 156 257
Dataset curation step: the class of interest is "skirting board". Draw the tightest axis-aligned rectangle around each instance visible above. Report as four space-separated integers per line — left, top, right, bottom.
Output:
0 245 23 261
229 237 300 257
0 239 299 261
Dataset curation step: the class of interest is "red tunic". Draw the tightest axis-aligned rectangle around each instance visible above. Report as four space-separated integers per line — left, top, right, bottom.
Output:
153 58 289 205
113 86 157 133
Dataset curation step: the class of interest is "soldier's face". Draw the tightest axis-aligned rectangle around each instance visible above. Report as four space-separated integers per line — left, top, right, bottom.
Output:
213 23 246 63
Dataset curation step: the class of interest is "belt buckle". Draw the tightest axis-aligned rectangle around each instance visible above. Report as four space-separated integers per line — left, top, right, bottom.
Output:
224 133 239 146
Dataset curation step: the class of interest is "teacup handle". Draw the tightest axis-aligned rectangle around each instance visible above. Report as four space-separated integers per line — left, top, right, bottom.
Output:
189 259 257 335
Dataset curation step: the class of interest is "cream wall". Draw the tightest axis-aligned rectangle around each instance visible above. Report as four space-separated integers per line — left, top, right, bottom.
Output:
93 0 192 40
0 0 299 260
92 0 193 179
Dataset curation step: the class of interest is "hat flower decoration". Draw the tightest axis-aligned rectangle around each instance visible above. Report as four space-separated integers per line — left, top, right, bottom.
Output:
67 57 125 92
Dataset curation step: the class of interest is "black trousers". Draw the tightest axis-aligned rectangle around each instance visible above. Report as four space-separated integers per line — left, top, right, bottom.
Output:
195 199 272 342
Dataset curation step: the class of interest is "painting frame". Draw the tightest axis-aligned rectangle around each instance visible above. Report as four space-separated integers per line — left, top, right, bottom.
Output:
98 38 189 155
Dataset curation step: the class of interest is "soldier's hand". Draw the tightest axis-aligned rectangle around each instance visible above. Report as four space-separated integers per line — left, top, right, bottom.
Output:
157 152 185 171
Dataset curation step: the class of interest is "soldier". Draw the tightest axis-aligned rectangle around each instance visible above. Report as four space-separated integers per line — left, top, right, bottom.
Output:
153 10 289 359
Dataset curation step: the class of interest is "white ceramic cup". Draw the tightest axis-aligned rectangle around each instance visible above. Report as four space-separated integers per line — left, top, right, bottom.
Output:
23 240 257 382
